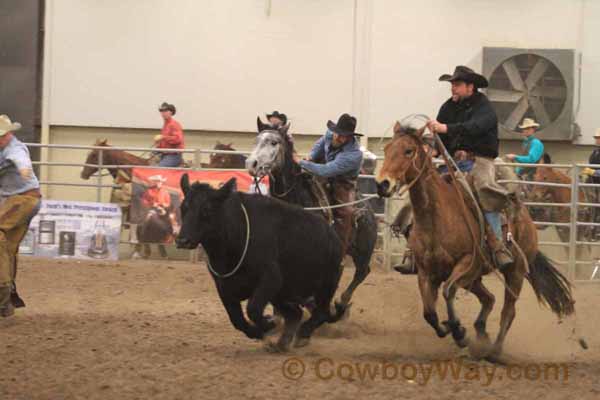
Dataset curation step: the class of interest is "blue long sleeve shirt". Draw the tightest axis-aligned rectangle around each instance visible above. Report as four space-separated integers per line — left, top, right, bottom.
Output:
515 136 544 174
299 130 363 179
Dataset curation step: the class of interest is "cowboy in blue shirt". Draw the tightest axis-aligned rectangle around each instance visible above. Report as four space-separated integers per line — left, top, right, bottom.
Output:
299 114 363 250
0 115 42 317
505 118 544 179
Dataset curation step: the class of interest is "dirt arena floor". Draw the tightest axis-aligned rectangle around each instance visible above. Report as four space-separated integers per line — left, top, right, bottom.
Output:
1 257 599 400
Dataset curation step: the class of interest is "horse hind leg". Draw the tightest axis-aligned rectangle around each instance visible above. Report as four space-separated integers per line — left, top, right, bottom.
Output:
266 302 303 353
338 215 376 307
467 279 496 359
488 268 524 362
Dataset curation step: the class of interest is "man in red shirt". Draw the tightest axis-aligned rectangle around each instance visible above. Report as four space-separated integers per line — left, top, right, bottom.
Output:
141 175 171 211
155 102 185 167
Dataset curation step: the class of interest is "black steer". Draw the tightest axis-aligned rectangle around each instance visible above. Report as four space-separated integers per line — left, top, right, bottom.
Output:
176 175 346 351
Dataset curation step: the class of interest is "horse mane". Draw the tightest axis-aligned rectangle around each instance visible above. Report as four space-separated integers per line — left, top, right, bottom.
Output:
542 153 552 164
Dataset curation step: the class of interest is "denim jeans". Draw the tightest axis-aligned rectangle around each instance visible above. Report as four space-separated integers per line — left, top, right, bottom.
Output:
159 153 183 168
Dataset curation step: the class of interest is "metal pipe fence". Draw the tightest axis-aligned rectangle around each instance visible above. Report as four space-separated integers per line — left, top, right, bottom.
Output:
25 142 600 281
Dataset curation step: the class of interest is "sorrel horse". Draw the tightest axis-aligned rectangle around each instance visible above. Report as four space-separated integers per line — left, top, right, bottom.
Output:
376 123 574 361
246 122 378 313
528 160 592 258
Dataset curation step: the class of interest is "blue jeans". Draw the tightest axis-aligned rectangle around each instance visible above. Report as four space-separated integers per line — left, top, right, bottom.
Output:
484 212 503 241
159 153 182 168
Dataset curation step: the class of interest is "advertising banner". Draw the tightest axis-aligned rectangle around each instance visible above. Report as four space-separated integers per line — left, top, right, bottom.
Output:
19 200 122 260
130 168 269 244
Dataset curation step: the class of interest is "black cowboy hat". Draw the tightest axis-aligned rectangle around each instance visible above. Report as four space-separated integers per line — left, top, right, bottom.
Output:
266 111 287 124
439 65 488 88
327 113 362 137
158 102 176 115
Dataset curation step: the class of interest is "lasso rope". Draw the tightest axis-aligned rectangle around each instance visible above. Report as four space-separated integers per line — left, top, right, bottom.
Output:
206 202 250 279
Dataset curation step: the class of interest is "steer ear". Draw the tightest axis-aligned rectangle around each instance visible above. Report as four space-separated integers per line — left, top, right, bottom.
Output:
181 173 191 195
216 178 237 200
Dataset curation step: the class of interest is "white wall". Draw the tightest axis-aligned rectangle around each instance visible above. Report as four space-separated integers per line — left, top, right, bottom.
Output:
46 0 600 142
48 0 355 133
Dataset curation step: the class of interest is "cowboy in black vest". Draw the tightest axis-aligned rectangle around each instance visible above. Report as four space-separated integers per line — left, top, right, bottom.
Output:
428 65 514 269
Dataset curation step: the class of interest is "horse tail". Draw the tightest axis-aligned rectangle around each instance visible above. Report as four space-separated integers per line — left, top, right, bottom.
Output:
526 252 575 318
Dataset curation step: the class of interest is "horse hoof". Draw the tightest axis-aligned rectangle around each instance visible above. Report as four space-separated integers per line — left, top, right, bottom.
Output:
294 337 310 348
468 335 493 360
333 301 352 321
264 339 289 353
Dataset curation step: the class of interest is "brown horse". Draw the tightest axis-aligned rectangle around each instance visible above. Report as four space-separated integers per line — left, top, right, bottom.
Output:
376 123 574 360
208 142 247 169
528 162 592 259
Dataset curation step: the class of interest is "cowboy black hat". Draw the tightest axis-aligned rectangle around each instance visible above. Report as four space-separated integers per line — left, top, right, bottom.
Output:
158 102 176 115
327 113 362 137
439 65 488 88
266 111 287 124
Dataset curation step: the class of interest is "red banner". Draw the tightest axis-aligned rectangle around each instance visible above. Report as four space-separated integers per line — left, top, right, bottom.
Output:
131 168 269 196
129 169 269 244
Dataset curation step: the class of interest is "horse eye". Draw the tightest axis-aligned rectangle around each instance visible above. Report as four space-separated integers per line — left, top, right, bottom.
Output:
271 141 278 146
404 149 414 156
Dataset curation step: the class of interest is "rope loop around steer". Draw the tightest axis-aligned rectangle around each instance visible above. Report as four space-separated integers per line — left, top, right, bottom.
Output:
206 202 251 279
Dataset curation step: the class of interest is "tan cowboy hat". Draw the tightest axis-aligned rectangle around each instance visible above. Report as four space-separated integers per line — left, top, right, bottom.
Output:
148 175 167 183
0 115 22 136
518 118 540 130
593 128 600 139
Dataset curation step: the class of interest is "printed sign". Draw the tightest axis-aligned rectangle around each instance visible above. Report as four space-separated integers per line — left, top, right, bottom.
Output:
19 200 122 260
130 168 268 244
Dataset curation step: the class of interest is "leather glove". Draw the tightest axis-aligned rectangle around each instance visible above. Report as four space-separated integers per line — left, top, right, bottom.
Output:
581 167 595 176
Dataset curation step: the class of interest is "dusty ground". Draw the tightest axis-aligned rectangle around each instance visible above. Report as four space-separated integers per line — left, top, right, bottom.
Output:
1 257 599 400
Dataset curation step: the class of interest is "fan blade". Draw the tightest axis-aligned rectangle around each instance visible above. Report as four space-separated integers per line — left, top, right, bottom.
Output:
487 89 523 103
529 97 551 126
525 58 549 90
504 97 529 130
502 59 525 91
530 85 567 100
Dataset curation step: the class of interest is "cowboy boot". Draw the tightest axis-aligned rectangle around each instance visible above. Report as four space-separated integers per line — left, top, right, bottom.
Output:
393 249 416 274
485 227 514 269
0 285 14 318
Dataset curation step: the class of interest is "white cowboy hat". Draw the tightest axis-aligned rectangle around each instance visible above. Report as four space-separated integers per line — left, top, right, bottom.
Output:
593 128 600 139
518 118 540 130
0 115 22 136
148 175 167 183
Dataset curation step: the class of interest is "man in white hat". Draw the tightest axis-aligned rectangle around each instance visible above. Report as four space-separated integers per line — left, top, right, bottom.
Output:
505 118 544 179
0 115 41 317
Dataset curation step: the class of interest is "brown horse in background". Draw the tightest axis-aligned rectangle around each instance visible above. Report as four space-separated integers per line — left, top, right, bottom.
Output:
528 160 592 257
376 123 574 361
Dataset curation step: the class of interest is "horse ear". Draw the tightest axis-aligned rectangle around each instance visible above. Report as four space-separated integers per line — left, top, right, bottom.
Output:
279 123 290 137
416 126 426 138
257 117 269 133
180 173 191 195
392 121 403 138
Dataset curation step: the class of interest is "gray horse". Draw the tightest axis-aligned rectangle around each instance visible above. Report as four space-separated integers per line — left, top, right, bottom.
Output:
246 122 378 312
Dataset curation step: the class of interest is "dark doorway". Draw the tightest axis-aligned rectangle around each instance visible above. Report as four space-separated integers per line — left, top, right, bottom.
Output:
0 0 44 160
